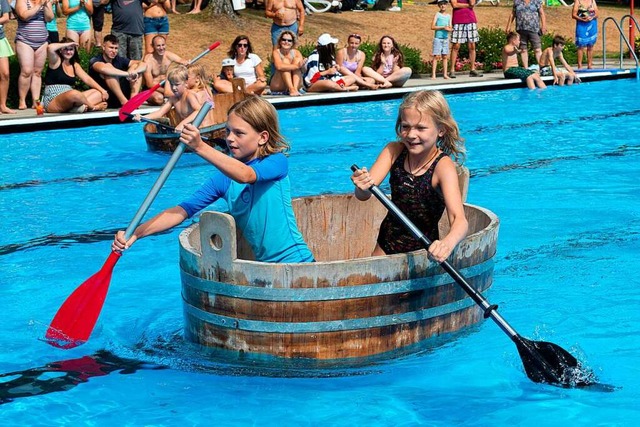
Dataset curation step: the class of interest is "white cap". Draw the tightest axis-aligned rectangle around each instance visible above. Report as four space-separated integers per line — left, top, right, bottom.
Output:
317 33 338 46
221 58 235 67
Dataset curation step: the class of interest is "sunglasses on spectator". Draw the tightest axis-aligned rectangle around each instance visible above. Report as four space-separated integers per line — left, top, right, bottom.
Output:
280 38 293 43
349 34 362 40
236 43 249 47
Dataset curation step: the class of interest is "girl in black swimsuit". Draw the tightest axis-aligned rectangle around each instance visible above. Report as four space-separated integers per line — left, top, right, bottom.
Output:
351 90 468 263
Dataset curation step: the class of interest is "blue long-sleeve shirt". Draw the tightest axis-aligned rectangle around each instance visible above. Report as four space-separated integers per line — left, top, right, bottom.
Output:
179 153 314 263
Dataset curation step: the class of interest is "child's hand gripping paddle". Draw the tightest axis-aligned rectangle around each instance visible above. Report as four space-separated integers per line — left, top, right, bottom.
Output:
118 41 220 121
350 164 598 388
45 102 213 349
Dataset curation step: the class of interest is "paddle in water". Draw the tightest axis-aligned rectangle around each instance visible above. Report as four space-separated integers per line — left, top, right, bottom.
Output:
118 41 220 121
350 164 598 388
45 102 213 349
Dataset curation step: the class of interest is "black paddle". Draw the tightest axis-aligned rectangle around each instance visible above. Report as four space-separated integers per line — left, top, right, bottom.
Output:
350 164 597 387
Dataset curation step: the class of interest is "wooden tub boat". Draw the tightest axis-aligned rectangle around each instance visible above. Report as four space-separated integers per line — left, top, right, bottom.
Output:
143 78 246 152
178 171 499 365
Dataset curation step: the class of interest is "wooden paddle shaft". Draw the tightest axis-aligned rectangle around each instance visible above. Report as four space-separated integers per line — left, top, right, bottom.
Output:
350 164 519 339
124 102 213 240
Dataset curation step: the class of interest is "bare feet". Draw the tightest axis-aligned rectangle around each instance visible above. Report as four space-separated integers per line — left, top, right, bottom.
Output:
18 102 27 110
289 89 301 97
379 81 393 89
366 82 378 90
444 75 451 80
89 101 108 111
430 76 436 80
171 8 180 13
0 106 17 114
342 85 359 92
187 9 200 14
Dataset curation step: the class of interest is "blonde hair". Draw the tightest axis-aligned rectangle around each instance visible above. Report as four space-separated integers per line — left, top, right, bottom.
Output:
395 90 465 163
167 64 189 84
187 63 213 98
228 95 289 158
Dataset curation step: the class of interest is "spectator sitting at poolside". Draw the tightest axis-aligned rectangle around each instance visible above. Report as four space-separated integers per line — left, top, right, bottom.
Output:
142 34 188 105
502 32 546 90
89 34 147 108
213 57 236 93
226 35 267 95
539 35 579 86
336 33 384 90
43 39 109 113
269 30 304 96
365 35 412 88
303 33 358 93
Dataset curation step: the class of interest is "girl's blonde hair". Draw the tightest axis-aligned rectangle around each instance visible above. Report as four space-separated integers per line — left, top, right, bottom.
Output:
395 90 465 163
187 63 213 98
167 64 189 84
228 95 289 158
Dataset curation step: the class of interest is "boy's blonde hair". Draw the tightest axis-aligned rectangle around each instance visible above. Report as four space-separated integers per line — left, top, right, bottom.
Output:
228 95 289 158
395 90 465 163
167 64 189 84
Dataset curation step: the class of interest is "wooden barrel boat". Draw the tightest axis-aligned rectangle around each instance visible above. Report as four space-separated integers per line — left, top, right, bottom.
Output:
143 78 246 152
178 170 499 365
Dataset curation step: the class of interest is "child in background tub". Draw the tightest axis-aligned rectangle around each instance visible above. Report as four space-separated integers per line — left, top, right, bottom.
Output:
113 95 315 264
350 90 468 263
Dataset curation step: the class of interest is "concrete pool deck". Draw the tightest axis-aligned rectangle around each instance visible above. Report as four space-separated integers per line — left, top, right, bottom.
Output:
0 65 636 134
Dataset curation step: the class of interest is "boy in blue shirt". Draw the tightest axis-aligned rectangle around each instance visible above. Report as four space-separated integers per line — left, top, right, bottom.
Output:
431 0 452 80
113 96 314 264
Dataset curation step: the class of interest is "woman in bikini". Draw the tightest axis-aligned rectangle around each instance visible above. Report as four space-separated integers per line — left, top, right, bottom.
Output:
269 30 304 96
14 0 54 109
366 35 412 88
335 33 386 90
61 0 92 51
42 38 108 113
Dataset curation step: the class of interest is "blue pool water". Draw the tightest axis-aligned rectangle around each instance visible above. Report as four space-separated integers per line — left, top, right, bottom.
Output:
1 79 639 424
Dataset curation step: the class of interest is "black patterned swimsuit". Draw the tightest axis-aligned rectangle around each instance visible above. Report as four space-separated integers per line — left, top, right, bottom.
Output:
377 149 447 254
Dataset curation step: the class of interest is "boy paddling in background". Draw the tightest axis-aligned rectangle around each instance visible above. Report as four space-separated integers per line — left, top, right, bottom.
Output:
539 35 580 86
502 32 546 90
134 64 215 130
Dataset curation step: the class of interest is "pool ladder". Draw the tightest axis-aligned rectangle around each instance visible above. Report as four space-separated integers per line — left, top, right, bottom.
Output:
602 15 639 81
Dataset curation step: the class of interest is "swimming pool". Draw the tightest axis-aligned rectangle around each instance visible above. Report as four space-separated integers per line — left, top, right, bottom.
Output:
1 79 639 424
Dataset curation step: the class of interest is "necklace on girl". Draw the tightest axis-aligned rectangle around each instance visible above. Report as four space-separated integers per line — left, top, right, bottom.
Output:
407 148 439 181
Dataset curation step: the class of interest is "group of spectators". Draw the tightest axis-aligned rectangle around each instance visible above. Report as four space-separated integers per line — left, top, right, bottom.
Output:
211 32 412 97
0 0 604 114
0 0 174 114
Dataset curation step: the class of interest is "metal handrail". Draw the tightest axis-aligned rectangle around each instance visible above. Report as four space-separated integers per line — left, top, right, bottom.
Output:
601 15 639 81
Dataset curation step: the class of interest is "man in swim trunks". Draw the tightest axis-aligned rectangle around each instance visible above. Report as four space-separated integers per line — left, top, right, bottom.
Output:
265 0 304 46
89 34 147 108
502 31 546 90
142 34 187 105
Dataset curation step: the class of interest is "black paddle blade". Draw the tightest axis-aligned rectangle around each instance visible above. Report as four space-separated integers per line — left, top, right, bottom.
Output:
515 336 597 387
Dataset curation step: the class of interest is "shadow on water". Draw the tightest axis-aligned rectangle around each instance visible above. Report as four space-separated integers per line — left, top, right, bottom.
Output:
0 350 167 405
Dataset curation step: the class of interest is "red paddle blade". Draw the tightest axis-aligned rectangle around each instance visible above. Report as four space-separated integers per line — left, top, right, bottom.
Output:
45 251 121 349
118 84 161 121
